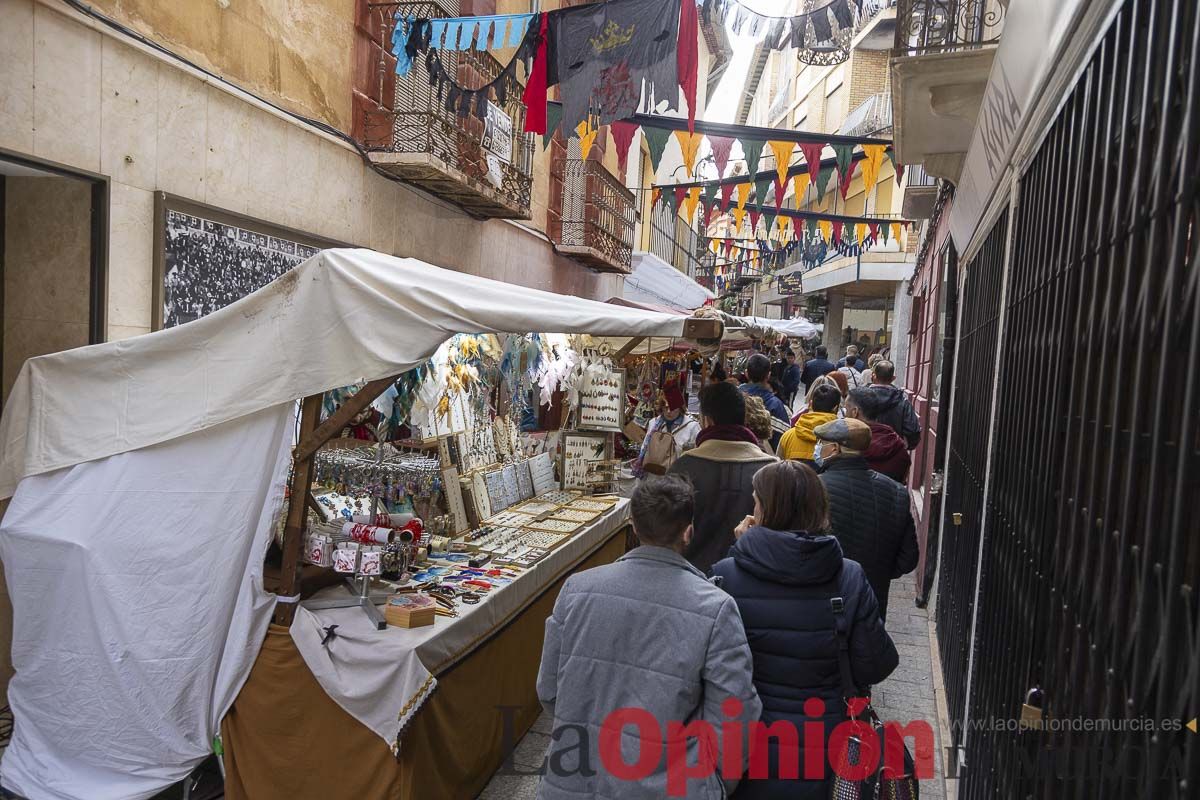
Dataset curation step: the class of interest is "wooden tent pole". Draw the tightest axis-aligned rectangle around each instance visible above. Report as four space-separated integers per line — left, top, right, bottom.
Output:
274 374 402 627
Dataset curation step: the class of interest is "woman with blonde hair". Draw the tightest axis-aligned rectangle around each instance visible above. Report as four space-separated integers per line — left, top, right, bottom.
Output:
743 395 776 456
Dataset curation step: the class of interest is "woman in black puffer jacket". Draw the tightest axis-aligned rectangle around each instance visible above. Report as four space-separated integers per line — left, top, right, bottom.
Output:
712 460 898 800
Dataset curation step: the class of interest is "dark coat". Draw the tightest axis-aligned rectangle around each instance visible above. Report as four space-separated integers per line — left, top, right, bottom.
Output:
861 384 921 449
819 455 919 621
863 421 911 484
712 530 898 800
668 439 777 573
799 358 835 390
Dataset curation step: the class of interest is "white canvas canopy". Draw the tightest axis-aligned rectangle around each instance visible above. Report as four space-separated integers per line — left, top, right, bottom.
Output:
0 249 704 800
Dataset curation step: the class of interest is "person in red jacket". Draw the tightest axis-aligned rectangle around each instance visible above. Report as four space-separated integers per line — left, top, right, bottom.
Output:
846 388 911 484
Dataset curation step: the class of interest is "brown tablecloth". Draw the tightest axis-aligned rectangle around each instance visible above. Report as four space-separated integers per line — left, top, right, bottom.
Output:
222 526 627 800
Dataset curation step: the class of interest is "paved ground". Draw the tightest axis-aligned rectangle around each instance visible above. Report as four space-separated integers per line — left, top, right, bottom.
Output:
477 571 945 799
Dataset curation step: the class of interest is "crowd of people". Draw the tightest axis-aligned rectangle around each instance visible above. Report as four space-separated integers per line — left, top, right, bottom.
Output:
537 340 924 798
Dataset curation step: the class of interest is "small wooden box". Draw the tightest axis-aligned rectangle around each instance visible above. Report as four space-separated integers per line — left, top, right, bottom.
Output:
384 596 436 628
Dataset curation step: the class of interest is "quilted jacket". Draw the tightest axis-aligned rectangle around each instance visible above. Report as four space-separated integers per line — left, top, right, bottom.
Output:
818 455 919 621
712 529 898 800
537 546 762 799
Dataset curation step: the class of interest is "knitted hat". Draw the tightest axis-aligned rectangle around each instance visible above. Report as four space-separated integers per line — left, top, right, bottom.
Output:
813 417 872 452
661 383 686 412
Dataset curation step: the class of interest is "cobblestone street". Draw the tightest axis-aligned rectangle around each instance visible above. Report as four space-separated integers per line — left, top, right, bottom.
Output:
479 571 945 799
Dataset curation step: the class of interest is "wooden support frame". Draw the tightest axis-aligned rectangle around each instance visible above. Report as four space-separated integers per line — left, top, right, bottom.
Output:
273 375 401 626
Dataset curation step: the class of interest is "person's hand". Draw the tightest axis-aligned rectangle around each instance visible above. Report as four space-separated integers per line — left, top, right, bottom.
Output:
734 515 756 539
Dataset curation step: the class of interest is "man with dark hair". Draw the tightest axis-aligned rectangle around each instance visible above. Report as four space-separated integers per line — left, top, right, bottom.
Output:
537 476 761 799
669 382 777 572
847 388 911 483
780 349 801 408
739 353 791 445
777 382 841 465
813 418 918 621
861 359 921 449
799 344 836 393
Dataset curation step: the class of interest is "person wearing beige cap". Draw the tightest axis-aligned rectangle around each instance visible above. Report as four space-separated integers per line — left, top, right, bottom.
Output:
813 417 918 621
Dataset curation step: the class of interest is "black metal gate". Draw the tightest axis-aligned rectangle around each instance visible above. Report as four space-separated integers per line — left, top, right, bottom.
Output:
938 0 1200 796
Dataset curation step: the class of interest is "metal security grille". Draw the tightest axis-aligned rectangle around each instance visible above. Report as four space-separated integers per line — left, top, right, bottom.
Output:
937 0 1200 796
937 208 1006 755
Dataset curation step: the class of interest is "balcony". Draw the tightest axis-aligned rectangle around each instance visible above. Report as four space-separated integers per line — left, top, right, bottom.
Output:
838 91 893 138
548 159 636 274
902 165 939 218
890 0 1006 182
358 3 535 219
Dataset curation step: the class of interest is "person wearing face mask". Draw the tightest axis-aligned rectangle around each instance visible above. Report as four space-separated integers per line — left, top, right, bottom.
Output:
631 382 701 478
812 418 918 622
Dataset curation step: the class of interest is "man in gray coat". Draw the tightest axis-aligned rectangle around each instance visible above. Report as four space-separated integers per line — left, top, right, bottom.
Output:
536 476 762 799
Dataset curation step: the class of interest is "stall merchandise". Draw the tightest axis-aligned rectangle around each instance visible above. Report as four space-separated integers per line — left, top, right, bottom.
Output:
0 249 723 800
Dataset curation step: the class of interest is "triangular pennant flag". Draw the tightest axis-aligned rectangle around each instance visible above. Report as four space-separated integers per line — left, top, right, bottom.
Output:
703 182 719 214
886 148 906 185
832 221 844 243
768 140 795 185
773 177 786 210
674 130 704 178
740 139 766 174
792 173 810 204
855 223 868 245
868 222 879 242
719 182 735 212
798 142 824 183
542 102 563 149
754 176 773 207
644 126 672 174
860 144 888 193
777 216 791 241
683 187 701 223
732 206 746 230
880 221 890 242
832 144 855 182
838 159 858 199
736 181 751 210
610 120 638 176
818 219 833 243
892 222 902 243
708 136 735 177
806 218 818 239
815 164 835 202
651 188 661 208
748 208 762 235
764 211 777 238
577 120 598 159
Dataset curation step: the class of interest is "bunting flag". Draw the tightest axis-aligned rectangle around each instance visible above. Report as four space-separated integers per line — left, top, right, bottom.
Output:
777 216 791 241
675 130 704 177
754 176 773 208
860 144 888 193
891 222 903 243
855 223 868 245
703 182 719 215
868 222 879 241
886 148 906 185
644 126 672 173
610 120 639 174
678 0 699 131
732 205 746 230
542 102 563 150
719 182 735 212
736 181 752 211
672 185 687 212
708 135 736 177
702 0 863 65
832 143 855 184
683 187 701 223
792 172 810 204
577 120 598 159
740 139 766 176
815 164 835 202
832 221 844 243
799 142 825 183
748 208 762 236
773 177 786 210
838 158 858 199
818 219 833 242
880 221 890 242
764 211 777 238
768 140 795 185
651 188 661 208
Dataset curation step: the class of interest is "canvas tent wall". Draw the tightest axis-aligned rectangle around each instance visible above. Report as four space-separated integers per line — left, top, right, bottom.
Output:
0 249 715 800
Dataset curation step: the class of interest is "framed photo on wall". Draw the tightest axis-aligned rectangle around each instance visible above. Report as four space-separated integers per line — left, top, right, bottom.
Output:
152 193 342 330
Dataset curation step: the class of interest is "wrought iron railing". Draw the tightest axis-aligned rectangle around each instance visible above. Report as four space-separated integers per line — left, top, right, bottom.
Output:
647 201 705 278
548 159 636 272
893 0 1005 56
360 2 535 212
837 91 893 137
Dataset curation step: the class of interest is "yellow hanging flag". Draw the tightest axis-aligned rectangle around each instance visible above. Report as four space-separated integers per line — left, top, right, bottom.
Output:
818 219 833 243
732 206 746 230
777 216 791 240
792 173 810 204
855 223 868 245
577 120 598 159
674 130 704 178
891 222 903 243
768 140 795 185
860 144 888 193
735 182 751 211
683 186 701 223
710 239 719 254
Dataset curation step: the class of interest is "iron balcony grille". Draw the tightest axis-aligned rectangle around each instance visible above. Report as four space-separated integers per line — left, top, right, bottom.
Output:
893 0 1005 56
549 159 636 274
648 201 704 278
362 2 535 218
837 91 893 138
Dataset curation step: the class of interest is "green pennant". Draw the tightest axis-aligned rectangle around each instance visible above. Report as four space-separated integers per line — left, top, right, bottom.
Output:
885 147 899 170
703 182 719 213
661 185 679 213
542 103 563 151
815 164 835 202
832 144 854 184
880 221 891 243
754 176 773 207
644 127 672 174
764 211 777 237
740 138 766 175
806 218 818 238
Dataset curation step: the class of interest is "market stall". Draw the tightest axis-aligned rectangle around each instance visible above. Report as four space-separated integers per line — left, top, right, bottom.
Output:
0 249 721 800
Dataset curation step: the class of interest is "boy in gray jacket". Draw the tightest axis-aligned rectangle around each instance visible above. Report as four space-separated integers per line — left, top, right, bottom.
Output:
536 476 762 799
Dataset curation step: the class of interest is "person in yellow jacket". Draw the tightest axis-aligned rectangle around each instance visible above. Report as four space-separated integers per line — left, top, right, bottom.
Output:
777 383 842 463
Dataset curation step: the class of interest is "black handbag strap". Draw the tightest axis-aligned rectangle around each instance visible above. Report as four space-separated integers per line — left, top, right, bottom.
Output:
830 595 859 703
